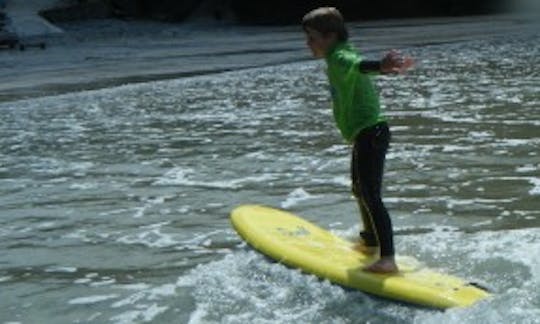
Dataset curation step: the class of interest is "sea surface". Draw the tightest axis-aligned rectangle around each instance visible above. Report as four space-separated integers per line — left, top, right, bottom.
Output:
0 25 539 323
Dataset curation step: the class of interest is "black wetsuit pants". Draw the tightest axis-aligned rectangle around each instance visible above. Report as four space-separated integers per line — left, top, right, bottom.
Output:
351 122 395 257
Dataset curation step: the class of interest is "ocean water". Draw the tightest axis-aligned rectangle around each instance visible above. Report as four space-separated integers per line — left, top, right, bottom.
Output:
0 30 539 323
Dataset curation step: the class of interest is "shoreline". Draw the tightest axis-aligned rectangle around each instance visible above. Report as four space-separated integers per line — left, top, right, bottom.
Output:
1 13 538 103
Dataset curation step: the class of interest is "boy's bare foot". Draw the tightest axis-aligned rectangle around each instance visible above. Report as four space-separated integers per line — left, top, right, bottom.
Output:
352 241 378 256
363 256 399 274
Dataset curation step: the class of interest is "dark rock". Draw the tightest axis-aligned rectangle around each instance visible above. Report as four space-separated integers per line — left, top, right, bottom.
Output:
28 0 510 25
40 1 113 22
109 0 145 18
230 0 508 25
142 0 201 21
110 0 201 21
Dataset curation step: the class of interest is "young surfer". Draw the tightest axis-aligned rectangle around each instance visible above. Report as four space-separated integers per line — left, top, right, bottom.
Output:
301 7 414 273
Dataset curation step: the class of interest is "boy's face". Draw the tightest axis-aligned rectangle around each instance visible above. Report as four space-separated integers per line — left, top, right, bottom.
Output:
304 27 337 59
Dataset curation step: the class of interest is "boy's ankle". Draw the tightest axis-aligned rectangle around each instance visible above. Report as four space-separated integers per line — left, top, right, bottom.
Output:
363 257 399 274
352 241 379 255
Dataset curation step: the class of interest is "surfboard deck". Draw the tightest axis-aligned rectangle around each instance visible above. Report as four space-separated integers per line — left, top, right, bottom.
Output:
230 204 490 309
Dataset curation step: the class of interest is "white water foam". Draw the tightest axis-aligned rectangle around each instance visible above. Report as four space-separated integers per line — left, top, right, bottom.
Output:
280 188 318 209
177 225 540 324
0 276 12 283
116 222 179 248
153 166 276 190
407 227 540 324
45 266 77 273
107 283 177 323
177 251 383 324
68 294 119 305
516 164 539 173
132 196 174 219
528 177 540 195
110 304 169 324
69 182 99 190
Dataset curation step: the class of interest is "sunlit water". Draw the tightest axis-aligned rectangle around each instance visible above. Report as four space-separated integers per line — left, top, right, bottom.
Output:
0 31 539 323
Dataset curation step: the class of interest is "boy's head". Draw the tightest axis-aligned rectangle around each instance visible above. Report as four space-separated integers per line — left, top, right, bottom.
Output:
302 7 348 58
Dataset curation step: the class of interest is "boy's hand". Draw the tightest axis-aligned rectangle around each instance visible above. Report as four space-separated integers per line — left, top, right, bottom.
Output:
381 50 414 74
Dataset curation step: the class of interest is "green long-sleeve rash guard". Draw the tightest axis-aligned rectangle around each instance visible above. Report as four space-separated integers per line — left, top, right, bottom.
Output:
325 42 386 142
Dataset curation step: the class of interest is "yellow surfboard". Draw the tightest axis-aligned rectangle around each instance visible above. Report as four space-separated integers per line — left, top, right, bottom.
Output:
230 205 490 309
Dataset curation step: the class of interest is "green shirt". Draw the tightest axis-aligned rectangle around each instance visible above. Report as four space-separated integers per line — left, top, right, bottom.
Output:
325 42 385 142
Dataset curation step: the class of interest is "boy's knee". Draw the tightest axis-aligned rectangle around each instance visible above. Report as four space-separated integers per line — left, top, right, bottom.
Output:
360 190 382 207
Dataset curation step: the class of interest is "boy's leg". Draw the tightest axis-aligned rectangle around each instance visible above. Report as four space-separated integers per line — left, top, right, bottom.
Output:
357 200 377 246
352 143 377 247
354 200 378 255
352 123 395 258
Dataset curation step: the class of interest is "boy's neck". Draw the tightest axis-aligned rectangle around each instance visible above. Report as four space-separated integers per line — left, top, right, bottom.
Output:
325 40 347 58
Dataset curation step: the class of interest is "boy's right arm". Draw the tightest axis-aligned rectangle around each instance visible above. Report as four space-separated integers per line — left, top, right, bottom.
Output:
358 61 382 74
380 50 414 74
359 50 414 75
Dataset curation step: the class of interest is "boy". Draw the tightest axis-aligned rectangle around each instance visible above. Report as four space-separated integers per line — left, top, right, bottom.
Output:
302 7 414 273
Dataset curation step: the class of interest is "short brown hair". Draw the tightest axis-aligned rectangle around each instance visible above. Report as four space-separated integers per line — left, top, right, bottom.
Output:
302 7 348 41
